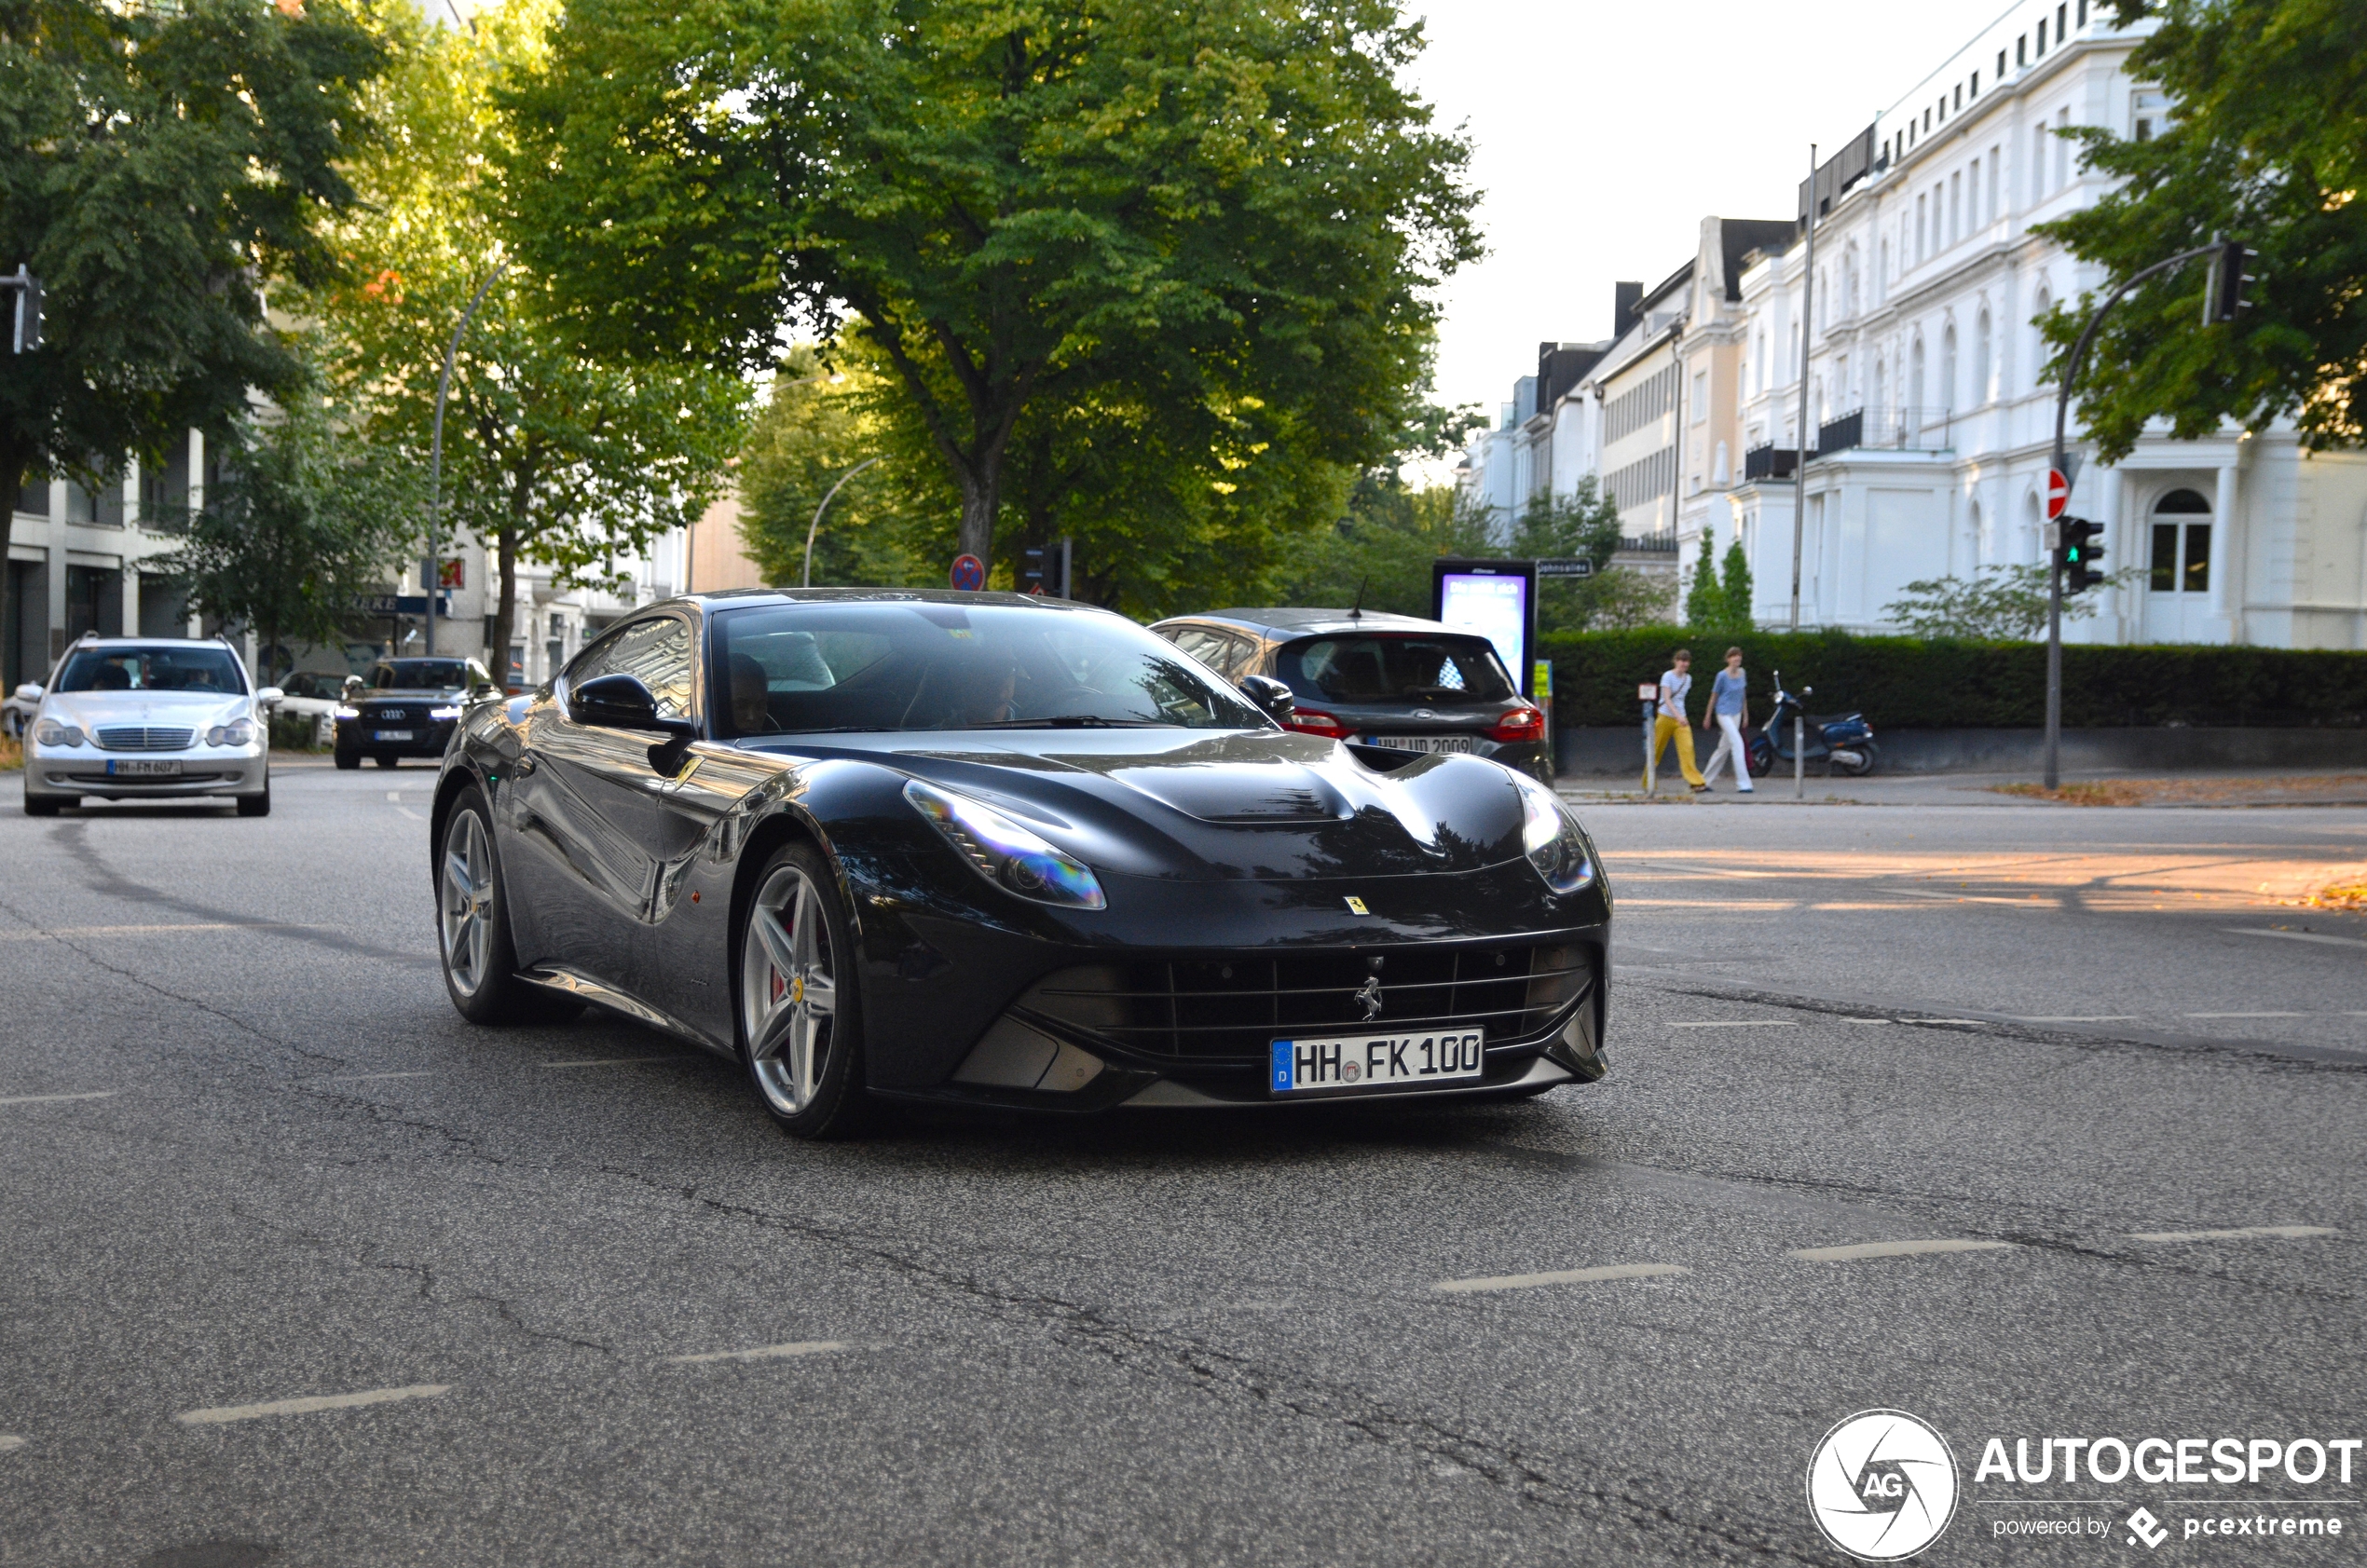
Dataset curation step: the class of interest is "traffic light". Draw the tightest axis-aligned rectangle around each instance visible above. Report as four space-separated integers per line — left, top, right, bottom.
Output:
2206 239 2252 325
2060 517 2106 593
1021 537 1071 597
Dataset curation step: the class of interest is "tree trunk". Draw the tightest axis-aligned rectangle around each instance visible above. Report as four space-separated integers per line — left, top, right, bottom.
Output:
956 469 997 566
491 524 519 691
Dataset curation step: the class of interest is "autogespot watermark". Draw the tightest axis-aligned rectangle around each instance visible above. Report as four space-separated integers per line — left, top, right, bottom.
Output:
1807 1413 2360 1559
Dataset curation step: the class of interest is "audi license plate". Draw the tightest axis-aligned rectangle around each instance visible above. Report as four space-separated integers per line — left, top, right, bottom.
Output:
372 729 416 742
1270 1029 1485 1096
105 759 182 777
1365 734 1478 754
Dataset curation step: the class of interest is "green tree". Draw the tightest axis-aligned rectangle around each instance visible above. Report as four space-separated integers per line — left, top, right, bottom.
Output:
2035 0 2367 458
1509 479 1662 634
736 349 923 589
0 0 384 537
1882 565 2129 640
1683 525 1726 629
500 0 1481 569
1718 534 1754 629
313 0 746 665
157 385 418 678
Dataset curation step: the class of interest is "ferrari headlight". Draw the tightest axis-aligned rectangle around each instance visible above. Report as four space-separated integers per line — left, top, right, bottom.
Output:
34 718 85 748
206 718 256 747
1513 773 1594 895
904 779 1106 910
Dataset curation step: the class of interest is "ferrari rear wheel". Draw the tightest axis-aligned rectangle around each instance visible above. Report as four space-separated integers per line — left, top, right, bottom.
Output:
738 844 870 1139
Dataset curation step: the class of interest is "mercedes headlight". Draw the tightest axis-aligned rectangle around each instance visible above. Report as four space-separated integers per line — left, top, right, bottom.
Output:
34 718 85 748
205 718 256 747
1513 773 1594 894
904 779 1106 910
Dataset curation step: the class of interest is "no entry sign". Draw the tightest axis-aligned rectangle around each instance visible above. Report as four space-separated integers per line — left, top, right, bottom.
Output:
2045 469 2070 520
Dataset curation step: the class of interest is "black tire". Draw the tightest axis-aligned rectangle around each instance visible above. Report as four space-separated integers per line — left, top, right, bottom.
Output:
1745 739 1772 778
237 782 271 818
24 795 64 817
735 841 873 1139
335 749 361 771
435 784 582 1026
375 755 398 770
1835 742 1880 778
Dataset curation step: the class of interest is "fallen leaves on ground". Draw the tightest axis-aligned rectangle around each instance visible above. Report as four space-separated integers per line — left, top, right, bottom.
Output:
1990 774 2367 807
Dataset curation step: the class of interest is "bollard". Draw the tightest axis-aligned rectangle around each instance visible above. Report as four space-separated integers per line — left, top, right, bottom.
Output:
1639 684 1658 793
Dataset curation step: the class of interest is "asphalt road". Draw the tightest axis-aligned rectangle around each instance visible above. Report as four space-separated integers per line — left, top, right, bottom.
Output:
2 763 2361 1567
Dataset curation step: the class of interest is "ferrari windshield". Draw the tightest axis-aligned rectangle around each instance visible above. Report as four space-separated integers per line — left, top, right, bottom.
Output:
715 602 1267 736
54 645 246 695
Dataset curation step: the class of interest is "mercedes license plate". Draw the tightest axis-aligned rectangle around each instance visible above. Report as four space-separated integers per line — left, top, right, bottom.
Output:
1270 1029 1485 1096
105 759 182 776
1366 734 1478 754
373 729 416 742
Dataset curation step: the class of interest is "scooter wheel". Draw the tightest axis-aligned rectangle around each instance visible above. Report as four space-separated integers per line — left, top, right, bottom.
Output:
1834 742 1880 778
1745 743 1772 778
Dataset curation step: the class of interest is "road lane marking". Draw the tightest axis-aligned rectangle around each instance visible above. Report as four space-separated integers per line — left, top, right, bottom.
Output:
664 1340 855 1365
393 806 424 822
1841 1017 1895 1024
2125 1225 2340 1244
322 1072 435 1083
2223 927 2367 950
1790 1239 2016 1262
540 1057 685 1070
2011 1016 2139 1022
0 1435 24 1452
175 1384 451 1425
1663 1021 1799 1029
385 792 403 801
0 1091 118 1107
2184 1011 2305 1018
1909 1018 1990 1026
1434 1262 1689 1294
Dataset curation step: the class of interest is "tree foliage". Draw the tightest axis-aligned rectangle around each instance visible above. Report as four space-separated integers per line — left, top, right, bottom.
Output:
2036 0 2367 458
1881 564 2133 641
0 0 384 521
157 385 418 677
1682 522 1756 632
735 348 923 590
500 0 1480 572
310 0 746 665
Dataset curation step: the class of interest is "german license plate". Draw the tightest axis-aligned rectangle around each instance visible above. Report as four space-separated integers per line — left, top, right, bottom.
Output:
1366 734 1478 754
1270 1029 1485 1096
105 759 182 777
373 729 416 742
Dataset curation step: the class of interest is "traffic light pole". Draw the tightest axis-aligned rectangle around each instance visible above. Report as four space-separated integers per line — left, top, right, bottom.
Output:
2044 239 2232 789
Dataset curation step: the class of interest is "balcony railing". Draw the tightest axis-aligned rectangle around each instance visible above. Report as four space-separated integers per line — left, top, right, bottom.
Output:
1742 444 1797 483
1742 406 1955 482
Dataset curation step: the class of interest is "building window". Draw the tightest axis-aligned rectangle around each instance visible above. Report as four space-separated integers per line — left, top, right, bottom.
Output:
2018 34 2028 66
2058 5 2068 40
2077 0 2087 22
2033 125 2051 201
1954 85 1963 111
2132 89 2169 142
2037 18 2047 53
1950 171 1962 246
1989 148 2002 224
2056 108 2072 187
1970 72 1979 99
1939 324 1957 411
1915 194 1927 262
2148 489 2212 592
1691 370 1707 423
1973 310 1991 404
1998 48 2008 77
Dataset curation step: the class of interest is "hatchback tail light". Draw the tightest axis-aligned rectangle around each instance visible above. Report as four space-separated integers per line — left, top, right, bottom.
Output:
1490 705 1546 743
1285 708 1352 740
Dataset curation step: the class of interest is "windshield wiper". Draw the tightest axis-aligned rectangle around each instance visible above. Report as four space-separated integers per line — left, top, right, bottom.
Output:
975 715 1169 729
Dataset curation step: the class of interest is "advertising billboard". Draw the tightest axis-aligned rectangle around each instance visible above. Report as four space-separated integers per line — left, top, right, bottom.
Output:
1430 558 1538 698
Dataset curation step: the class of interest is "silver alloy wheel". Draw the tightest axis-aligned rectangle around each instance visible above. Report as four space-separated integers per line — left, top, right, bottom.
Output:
440 809 496 997
741 864 838 1116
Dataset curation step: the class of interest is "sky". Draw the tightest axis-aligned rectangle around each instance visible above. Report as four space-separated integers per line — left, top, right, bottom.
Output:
1405 0 2015 423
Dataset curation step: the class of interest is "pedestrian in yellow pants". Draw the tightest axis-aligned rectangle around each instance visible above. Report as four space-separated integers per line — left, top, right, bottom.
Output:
1646 648 1707 791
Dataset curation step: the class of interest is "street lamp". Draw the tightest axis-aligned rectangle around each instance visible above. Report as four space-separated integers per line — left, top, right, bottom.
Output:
802 456 881 588
425 258 507 672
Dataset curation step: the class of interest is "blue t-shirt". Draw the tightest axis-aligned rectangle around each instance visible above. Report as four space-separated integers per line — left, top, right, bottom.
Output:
1710 668 1747 717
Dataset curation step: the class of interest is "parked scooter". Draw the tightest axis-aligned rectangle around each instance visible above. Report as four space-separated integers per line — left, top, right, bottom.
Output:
1746 670 1879 777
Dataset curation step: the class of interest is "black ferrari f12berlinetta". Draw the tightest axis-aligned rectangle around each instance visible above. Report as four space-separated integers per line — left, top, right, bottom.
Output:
431 590 1611 1138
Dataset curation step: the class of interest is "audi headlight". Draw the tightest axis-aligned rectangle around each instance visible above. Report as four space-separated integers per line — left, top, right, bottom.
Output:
205 718 256 747
904 779 1106 910
34 718 85 748
429 705 461 720
335 704 361 719
1513 773 1594 894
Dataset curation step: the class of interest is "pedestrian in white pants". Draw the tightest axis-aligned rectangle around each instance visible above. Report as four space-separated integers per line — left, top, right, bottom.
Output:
1699 647 1754 793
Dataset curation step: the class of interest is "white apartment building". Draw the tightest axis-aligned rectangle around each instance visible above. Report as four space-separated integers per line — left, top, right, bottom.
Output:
1727 0 2367 646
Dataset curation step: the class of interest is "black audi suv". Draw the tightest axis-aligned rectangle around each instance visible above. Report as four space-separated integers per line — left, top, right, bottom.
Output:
1150 608 1554 785
335 657 497 770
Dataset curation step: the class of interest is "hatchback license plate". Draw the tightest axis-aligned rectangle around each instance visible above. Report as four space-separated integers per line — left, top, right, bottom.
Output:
373 729 416 742
1270 1029 1485 1096
1366 734 1478 754
106 759 182 777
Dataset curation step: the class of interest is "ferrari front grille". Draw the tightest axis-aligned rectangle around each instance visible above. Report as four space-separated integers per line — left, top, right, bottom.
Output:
94 726 196 752
1018 942 1591 1063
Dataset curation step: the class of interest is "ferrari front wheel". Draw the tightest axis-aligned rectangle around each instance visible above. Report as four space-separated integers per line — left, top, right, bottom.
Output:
738 844 871 1139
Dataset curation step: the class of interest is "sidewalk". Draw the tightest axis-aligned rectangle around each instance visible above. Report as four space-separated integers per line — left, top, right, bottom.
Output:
1559 768 2367 809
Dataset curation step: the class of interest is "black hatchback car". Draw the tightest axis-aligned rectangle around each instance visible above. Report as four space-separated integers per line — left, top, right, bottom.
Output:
1150 609 1553 785
335 657 497 770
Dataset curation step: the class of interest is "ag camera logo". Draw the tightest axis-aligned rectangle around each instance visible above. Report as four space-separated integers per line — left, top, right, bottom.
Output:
1807 1410 1961 1561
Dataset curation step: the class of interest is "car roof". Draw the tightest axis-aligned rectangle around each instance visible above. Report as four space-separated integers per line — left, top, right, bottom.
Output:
65 635 236 649
1154 607 1473 641
677 587 1117 613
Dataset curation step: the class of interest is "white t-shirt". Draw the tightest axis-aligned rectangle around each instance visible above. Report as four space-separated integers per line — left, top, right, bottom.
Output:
1659 669 1691 720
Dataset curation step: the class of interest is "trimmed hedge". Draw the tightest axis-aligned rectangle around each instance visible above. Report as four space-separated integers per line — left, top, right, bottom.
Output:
1543 630 2367 729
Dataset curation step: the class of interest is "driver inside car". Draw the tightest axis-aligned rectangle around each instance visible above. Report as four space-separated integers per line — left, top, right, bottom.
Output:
729 652 777 734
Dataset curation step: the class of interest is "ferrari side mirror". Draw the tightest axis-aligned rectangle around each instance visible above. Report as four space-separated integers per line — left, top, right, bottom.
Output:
1238 675 1295 723
570 672 698 740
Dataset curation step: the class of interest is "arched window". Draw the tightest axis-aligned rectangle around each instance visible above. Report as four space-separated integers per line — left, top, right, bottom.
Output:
1909 338 1926 416
1872 355 1888 419
1939 324 1958 413
2032 283 2053 387
2148 488 2212 593
1973 310 1992 406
